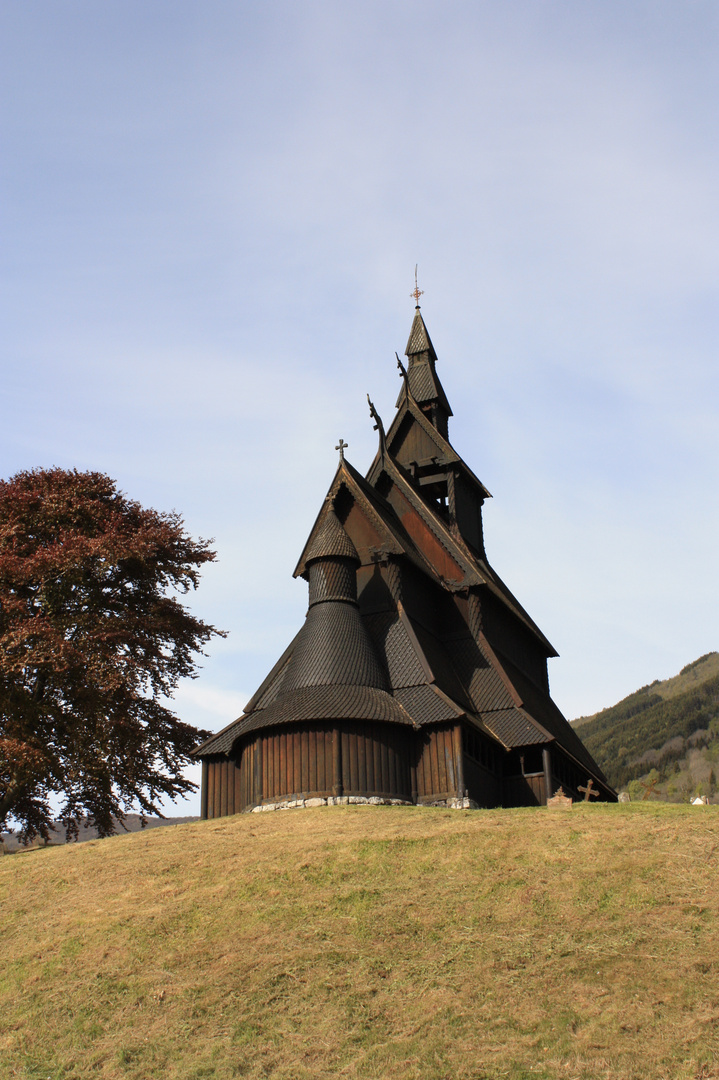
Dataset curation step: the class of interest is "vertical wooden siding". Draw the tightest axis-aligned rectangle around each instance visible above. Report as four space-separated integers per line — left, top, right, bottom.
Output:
340 721 411 799
203 722 478 816
415 724 460 801
203 722 417 815
259 726 334 803
202 755 243 819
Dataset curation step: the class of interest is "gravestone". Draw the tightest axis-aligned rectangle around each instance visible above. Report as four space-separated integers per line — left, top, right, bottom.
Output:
547 787 573 809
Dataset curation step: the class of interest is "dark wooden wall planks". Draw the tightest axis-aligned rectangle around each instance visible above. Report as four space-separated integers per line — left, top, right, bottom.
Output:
200 723 573 817
415 724 461 802
201 721 417 816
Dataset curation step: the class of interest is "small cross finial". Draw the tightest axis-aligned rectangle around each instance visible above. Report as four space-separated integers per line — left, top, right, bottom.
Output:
335 438 348 460
410 264 424 308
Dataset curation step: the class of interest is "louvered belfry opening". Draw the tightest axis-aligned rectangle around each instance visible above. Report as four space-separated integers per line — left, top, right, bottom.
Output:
194 301 616 816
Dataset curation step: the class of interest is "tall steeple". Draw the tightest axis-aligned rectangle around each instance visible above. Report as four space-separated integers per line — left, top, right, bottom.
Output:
396 289 453 438
384 288 489 554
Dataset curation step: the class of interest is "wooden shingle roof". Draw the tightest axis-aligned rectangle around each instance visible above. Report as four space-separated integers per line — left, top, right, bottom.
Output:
194 304 610 799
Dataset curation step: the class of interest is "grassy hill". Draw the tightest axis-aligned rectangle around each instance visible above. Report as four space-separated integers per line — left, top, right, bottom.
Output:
573 652 719 796
3 804 719 1080
1 814 198 852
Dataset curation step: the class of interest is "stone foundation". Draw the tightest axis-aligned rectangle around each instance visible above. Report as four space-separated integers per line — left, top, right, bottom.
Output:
421 796 480 810
249 794 479 813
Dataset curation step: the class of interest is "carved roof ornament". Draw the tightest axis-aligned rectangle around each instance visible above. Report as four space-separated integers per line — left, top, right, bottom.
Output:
396 352 411 401
410 264 424 309
335 438 348 461
367 394 387 460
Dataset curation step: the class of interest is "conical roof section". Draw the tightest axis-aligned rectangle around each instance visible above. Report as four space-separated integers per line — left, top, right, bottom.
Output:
397 308 453 419
304 507 359 565
282 486 389 694
405 308 437 358
280 599 390 692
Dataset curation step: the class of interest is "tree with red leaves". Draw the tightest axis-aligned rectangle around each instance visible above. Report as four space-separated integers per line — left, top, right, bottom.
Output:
0 468 223 841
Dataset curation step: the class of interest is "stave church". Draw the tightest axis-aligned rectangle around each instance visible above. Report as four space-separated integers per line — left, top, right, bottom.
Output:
194 293 615 813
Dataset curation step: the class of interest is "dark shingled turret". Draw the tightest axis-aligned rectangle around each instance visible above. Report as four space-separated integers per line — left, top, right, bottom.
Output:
303 508 360 607
279 510 389 693
303 506 359 566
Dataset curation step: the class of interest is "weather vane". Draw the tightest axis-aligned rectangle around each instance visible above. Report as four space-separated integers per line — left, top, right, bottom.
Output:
335 438 348 460
410 264 424 308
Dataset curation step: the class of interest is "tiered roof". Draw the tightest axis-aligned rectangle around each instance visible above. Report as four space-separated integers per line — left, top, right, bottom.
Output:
195 303 611 795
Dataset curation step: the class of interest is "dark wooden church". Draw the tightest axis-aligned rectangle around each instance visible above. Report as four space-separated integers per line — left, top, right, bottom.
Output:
194 300 615 814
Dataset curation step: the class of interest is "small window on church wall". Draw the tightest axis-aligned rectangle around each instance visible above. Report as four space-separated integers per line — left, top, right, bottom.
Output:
463 727 496 772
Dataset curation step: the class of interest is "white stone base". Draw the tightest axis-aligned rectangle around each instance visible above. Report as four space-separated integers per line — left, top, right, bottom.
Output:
249 794 478 813
421 796 479 810
249 795 412 813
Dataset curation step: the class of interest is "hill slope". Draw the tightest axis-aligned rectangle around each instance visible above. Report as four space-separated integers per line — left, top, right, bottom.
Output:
573 653 719 794
3 804 719 1080
1 814 198 852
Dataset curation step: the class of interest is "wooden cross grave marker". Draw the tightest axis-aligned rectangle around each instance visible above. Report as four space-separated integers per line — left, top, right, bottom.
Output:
640 776 659 801
578 778 600 802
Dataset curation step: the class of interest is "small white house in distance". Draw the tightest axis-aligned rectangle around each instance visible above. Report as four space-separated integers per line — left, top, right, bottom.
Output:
691 796 709 805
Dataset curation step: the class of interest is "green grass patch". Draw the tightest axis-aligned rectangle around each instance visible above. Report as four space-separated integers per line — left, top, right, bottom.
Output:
2 803 719 1079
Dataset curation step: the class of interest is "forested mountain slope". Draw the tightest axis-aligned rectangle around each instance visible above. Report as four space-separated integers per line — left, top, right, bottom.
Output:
573 653 719 796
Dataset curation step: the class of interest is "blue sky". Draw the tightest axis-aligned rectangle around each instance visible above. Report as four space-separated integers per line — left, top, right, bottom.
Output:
2 2 718 813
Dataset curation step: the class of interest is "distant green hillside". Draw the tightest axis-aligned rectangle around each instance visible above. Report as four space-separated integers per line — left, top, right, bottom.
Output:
573 653 719 796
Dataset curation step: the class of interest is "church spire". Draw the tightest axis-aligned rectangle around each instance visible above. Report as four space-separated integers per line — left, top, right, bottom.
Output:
396 285 453 436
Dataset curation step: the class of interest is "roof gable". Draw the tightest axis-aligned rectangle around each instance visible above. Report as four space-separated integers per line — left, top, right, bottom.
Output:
366 422 554 652
373 454 486 589
293 458 438 582
383 392 491 499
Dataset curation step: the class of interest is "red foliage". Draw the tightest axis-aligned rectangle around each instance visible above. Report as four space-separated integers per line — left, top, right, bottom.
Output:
0 468 223 841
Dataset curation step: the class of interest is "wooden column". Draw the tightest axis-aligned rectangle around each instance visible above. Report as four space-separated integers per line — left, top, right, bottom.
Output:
220 760 229 817
234 758 242 814
453 724 465 799
542 747 553 804
200 760 208 820
332 727 343 797
253 738 263 807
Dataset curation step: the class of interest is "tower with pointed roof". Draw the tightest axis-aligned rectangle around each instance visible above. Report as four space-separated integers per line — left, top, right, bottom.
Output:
194 296 615 813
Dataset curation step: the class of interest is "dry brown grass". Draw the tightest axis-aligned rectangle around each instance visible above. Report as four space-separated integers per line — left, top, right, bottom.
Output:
2 803 719 1080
